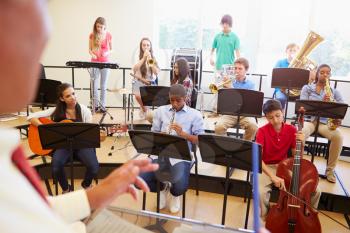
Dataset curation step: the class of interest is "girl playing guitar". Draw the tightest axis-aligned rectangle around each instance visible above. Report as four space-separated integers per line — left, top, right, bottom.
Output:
28 83 99 193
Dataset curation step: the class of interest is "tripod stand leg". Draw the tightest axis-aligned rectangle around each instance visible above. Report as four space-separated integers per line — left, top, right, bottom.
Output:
222 166 231 225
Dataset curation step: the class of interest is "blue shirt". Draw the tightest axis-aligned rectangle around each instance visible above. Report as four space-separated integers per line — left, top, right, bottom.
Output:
300 83 344 123
152 104 204 135
232 77 256 90
274 58 290 92
152 104 204 153
275 58 290 68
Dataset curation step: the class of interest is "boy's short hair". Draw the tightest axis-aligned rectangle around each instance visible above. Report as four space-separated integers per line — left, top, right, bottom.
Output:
263 100 283 115
221 14 233 27
234 57 249 70
169 84 186 97
286 43 299 51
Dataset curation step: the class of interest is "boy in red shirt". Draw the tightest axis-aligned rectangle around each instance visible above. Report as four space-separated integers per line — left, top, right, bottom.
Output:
256 100 321 220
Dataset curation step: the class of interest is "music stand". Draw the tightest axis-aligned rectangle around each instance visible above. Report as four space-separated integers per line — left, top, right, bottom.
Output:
33 79 62 110
295 100 348 167
38 123 100 191
217 89 264 137
140 86 170 107
198 134 262 226
128 130 191 233
127 86 170 128
271 68 310 121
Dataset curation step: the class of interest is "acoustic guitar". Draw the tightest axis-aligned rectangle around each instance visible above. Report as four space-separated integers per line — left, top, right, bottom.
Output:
28 118 129 156
28 118 73 156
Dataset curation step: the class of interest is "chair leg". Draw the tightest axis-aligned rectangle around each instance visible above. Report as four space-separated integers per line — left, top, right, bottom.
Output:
243 171 250 203
142 192 146 210
54 178 58 195
244 185 252 229
156 180 160 213
195 161 199 196
182 193 186 218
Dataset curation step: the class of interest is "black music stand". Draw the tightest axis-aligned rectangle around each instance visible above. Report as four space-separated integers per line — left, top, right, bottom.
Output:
128 130 191 233
38 123 100 191
32 79 62 110
198 134 262 226
295 100 348 171
140 86 170 107
271 68 310 121
127 86 170 123
217 89 264 138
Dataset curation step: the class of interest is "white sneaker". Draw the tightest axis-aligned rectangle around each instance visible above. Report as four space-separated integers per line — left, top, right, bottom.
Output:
159 184 169 210
169 194 181 213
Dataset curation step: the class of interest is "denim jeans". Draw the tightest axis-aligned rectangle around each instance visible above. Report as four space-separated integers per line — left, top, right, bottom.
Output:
274 89 287 109
52 148 99 190
140 157 191 197
89 68 110 108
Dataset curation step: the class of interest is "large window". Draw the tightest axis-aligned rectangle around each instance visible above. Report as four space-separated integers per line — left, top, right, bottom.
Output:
155 0 350 77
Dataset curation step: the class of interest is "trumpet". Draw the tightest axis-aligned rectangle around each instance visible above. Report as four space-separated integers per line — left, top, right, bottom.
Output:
209 77 234 94
147 57 156 67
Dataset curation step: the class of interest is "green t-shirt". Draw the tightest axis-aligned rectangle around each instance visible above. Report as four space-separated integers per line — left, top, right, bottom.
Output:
212 32 240 70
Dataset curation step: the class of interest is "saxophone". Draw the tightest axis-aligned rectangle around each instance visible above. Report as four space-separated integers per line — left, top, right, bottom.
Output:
324 78 337 130
287 31 324 97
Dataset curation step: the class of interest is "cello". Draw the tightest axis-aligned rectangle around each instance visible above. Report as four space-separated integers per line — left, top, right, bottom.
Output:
265 107 321 233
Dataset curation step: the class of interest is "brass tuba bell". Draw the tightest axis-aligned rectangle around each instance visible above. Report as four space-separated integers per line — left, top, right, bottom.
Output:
287 31 324 97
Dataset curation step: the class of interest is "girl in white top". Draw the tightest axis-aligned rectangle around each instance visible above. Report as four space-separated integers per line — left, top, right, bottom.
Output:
132 38 160 119
28 83 99 193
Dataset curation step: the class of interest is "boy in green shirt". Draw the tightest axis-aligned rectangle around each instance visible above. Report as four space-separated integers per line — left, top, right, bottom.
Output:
210 14 241 71
209 14 240 117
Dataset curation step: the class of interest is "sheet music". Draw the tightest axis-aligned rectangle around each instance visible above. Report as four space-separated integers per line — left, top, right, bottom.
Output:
86 209 152 233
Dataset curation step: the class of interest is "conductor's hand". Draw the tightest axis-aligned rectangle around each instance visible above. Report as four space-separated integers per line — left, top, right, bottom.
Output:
271 174 286 191
86 159 158 210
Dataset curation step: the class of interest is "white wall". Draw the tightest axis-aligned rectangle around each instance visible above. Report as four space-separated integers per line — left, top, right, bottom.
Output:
42 0 157 107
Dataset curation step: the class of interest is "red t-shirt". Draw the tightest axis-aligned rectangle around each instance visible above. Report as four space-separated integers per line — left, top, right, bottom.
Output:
256 123 296 164
90 31 112 62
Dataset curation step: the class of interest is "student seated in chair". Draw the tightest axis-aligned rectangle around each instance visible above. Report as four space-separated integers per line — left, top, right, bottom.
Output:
256 100 320 221
140 84 204 213
214 57 258 141
28 83 99 193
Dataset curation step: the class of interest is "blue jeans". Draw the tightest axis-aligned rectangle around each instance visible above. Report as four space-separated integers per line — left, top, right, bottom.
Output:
140 158 191 197
52 148 99 190
274 89 287 109
90 68 110 108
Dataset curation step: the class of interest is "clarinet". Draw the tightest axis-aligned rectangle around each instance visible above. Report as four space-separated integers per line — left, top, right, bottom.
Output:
168 108 176 134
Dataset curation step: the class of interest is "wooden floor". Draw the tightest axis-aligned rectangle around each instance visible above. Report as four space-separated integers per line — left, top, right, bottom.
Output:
2 108 350 232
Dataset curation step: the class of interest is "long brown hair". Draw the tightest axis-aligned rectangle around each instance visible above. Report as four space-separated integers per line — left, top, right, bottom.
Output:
92 17 106 50
51 83 82 122
139 37 156 78
172 58 190 85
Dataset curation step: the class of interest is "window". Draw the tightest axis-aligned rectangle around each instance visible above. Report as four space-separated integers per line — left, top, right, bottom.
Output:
155 0 350 77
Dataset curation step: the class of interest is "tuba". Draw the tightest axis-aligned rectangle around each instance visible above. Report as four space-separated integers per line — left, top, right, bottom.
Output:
287 31 324 97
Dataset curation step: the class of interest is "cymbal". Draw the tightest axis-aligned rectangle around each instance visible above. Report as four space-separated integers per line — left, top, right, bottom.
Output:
107 88 132 95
